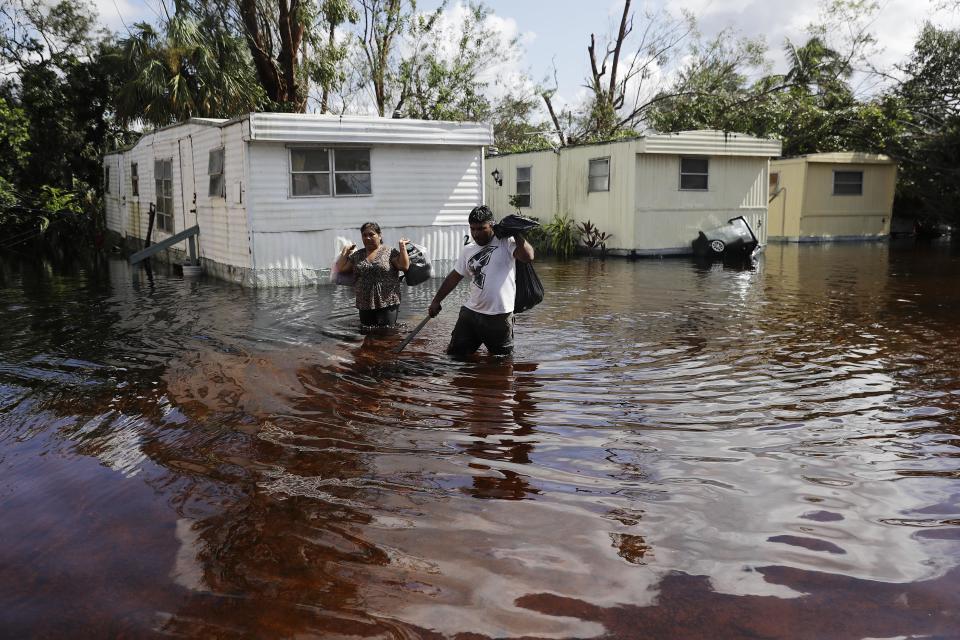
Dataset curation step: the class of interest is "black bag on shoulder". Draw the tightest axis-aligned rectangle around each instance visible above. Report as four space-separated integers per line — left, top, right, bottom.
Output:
514 260 543 313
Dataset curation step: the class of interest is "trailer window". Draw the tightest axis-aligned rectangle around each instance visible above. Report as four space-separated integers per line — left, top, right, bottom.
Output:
334 149 372 196
588 157 609 192
833 170 863 195
515 166 531 207
290 148 371 197
208 148 225 198
155 159 174 232
680 157 709 191
290 148 331 196
131 162 139 196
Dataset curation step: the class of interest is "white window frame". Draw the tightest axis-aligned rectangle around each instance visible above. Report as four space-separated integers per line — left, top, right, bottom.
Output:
131 162 139 197
288 147 372 198
515 165 531 207
208 147 225 198
154 158 174 233
832 170 863 196
679 157 709 191
588 157 610 192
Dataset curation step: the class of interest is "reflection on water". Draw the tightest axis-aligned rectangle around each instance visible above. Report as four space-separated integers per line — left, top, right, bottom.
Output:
1 241 960 638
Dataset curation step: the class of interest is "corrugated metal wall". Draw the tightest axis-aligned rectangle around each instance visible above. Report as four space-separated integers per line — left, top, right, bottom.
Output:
768 160 807 239
103 121 252 269
105 116 490 285
483 132 779 254
640 130 782 157
251 225 470 286
484 150 559 220
769 159 896 241
103 153 123 232
632 154 769 252
247 142 482 232
247 141 484 282
189 122 251 268
249 113 492 147
559 140 640 249
799 163 896 239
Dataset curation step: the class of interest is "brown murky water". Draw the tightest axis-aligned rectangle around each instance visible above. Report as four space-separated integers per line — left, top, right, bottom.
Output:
1 241 960 639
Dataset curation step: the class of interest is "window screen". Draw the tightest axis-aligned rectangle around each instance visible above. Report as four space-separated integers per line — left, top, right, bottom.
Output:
833 170 863 195
515 166 531 207
680 158 709 191
588 158 609 192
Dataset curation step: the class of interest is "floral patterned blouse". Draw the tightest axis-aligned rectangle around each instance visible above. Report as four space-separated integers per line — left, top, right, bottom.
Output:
348 246 402 310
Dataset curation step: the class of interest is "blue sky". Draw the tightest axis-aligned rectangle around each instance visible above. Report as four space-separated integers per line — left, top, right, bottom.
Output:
99 0 960 110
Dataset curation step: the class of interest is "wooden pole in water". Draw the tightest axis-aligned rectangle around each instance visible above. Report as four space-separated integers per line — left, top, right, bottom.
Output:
394 315 431 353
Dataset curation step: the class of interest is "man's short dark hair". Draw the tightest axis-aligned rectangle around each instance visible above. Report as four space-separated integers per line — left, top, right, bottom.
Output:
468 205 495 225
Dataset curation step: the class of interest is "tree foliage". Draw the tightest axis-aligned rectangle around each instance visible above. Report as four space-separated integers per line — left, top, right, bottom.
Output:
312 0 359 112
0 0 131 243
116 13 267 127
889 24 960 218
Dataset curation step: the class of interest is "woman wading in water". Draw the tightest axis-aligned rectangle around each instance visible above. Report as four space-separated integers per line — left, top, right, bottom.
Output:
336 222 410 328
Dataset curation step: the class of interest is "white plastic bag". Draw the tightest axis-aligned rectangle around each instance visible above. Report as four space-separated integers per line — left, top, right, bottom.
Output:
330 240 356 286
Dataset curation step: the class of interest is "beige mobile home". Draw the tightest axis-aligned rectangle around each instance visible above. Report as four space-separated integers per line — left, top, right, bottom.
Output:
103 113 492 286
768 152 896 242
485 131 782 255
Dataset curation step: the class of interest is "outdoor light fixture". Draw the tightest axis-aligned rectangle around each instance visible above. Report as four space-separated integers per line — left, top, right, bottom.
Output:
491 168 503 187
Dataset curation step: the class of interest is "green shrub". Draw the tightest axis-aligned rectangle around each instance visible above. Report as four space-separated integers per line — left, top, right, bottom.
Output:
543 213 577 260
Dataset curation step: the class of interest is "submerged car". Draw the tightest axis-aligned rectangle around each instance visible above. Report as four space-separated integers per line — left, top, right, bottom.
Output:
691 216 760 260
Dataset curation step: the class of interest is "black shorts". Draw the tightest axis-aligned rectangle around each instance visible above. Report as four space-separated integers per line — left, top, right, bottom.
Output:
448 307 514 356
358 304 399 328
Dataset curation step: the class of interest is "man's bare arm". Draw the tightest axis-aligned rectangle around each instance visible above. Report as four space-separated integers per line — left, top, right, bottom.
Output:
428 271 464 317
513 234 535 263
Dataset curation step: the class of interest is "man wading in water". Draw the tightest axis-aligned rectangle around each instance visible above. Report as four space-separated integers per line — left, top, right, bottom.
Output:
428 205 535 356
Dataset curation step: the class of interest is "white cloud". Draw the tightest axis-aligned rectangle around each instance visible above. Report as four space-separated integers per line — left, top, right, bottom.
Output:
91 0 157 35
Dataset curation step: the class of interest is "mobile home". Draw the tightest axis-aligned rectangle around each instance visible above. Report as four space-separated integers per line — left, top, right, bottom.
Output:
485 131 782 255
768 152 896 242
103 113 493 286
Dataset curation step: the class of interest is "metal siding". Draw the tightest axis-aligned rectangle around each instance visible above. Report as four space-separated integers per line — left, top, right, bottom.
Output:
484 151 558 219
247 142 483 233
190 123 251 268
252 225 469 285
103 153 123 232
633 154 769 252
768 159 807 239
125 137 158 240
249 113 493 146
640 130 782 157
798 163 896 239
559 141 638 248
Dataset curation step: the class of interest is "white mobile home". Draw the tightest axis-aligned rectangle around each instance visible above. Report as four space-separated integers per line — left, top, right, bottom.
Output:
485 131 782 255
103 113 493 286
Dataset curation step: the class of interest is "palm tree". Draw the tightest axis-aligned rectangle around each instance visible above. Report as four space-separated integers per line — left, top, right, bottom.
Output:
116 12 266 127
783 37 852 98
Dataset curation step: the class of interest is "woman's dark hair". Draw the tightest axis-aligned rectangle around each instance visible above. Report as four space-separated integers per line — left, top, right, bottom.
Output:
360 222 381 235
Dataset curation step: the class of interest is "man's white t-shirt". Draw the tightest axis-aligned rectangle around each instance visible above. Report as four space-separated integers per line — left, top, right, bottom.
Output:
454 236 517 315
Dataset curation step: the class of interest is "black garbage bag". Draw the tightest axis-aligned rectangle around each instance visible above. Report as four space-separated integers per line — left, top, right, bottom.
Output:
401 242 433 286
515 260 543 313
494 214 540 239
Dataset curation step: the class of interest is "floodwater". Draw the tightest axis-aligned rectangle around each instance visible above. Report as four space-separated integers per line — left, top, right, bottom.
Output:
1 241 960 639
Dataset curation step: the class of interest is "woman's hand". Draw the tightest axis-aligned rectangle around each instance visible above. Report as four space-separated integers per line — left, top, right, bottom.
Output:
394 238 412 271
336 242 356 273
